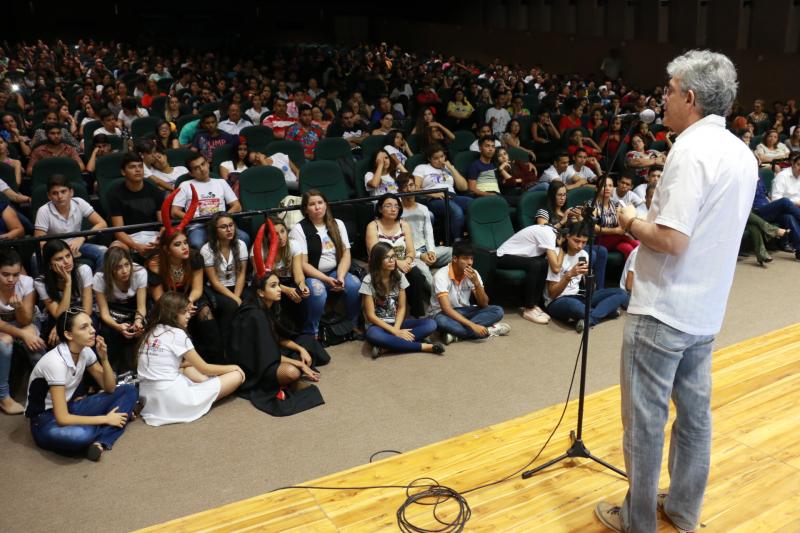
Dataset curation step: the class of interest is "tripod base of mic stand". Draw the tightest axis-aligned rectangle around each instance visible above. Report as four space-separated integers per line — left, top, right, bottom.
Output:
521 431 627 479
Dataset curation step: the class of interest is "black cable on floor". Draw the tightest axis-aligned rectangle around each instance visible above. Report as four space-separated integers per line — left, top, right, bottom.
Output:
271 337 585 532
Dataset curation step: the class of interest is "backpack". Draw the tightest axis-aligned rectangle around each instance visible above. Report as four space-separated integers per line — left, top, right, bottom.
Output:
318 312 355 347
278 195 303 231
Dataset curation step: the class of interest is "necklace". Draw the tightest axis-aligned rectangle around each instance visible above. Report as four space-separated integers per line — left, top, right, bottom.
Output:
170 263 185 282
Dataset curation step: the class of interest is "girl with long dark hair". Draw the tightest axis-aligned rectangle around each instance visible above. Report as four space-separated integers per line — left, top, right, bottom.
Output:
360 242 443 358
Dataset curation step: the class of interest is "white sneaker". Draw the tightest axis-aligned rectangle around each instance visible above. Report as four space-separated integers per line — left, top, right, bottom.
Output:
533 306 550 320
522 307 549 324
487 322 511 336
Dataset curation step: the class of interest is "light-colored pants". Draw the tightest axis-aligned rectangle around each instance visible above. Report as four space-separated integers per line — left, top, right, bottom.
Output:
620 314 715 533
413 246 452 289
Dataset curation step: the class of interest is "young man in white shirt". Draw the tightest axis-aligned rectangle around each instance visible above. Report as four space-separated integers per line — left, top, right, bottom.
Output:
171 152 248 249
597 51 757 533
485 93 511 137
770 153 800 205
496 224 559 324
540 152 581 191
566 148 597 186
611 174 644 210
468 124 502 152
632 166 662 202
138 141 187 192
93 109 122 137
34 174 108 270
430 240 510 344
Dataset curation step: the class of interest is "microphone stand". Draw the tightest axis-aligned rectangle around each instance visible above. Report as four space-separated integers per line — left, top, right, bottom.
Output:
522 204 626 480
605 115 644 177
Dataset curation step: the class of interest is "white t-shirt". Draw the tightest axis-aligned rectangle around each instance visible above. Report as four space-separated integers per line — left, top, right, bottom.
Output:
0 275 34 323
220 160 247 174
364 171 398 196
612 188 644 208
566 164 597 183
540 165 571 184
289 219 350 273
34 264 93 302
93 126 122 137
628 115 757 335
172 178 238 221
145 165 188 185
485 107 511 136
92 268 147 303
619 246 639 291
771 167 800 203
384 145 407 166
632 183 649 200
413 163 455 193
469 139 502 152
497 224 557 258
269 152 299 189
26 344 97 414
429 264 484 315
200 239 248 287
401 203 436 256
544 250 589 306
137 325 194 382
34 198 95 244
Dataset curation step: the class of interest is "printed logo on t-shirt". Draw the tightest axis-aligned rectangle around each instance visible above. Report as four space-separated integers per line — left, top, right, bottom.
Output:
197 192 222 216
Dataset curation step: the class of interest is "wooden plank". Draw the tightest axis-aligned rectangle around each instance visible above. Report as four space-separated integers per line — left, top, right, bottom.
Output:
138 324 800 532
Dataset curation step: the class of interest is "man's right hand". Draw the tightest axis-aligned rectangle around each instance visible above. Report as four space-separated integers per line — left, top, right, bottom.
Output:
469 322 488 337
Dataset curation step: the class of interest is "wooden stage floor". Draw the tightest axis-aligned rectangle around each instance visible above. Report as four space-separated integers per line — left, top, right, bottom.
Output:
139 324 800 532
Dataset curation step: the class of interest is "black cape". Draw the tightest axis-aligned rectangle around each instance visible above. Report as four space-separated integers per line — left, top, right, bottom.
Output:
228 301 324 416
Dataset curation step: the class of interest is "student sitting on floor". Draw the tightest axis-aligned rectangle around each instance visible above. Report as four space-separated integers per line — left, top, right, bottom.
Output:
544 221 629 333
25 309 138 461
361 242 444 358
136 292 245 427
429 239 510 344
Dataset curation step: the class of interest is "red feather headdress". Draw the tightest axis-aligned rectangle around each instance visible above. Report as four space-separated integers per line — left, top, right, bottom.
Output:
253 218 279 281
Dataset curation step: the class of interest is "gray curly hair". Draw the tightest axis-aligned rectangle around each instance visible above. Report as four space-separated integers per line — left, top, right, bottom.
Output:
666 50 738 117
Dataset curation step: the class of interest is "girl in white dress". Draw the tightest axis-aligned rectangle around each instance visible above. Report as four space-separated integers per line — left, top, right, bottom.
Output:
136 292 244 426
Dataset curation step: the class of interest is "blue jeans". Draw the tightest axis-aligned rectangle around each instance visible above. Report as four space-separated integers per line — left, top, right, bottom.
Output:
591 244 608 290
302 270 361 335
434 305 504 339
79 243 107 270
187 226 251 250
546 287 628 327
30 384 138 453
529 182 550 192
365 318 438 353
753 197 800 249
0 338 12 399
619 314 715 533
426 195 473 241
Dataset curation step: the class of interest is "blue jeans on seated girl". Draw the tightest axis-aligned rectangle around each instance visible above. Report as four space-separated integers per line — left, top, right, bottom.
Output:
366 318 438 353
426 195 473 240
303 270 361 336
0 338 13 400
434 305 504 339
546 287 629 327
30 384 138 453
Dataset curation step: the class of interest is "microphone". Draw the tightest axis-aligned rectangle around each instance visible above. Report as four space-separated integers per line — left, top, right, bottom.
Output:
616 109 656 124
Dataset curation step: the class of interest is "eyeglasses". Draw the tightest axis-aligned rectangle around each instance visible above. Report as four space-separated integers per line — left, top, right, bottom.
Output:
382 204 400 210
217 223 235 230
62 305 83 331
383 255 397 261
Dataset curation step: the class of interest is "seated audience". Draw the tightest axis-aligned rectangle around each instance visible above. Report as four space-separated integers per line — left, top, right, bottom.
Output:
191 112 237 164
285 104 325 160
218 140 249 196
247 150 301 191
93 247 147 372
469 124 502 152
172 152 247 249
34 174 108 270
361 242 443 358
0 196 25 240
136 292 244 427
25 309 137 460
545 221 629 333
365 149 400 196
383 129 413 169
611 174 645 211
261 98 296 139
496 224 559 324
531 111 561 162
0 249 46 415
755 129 790 171
108 153 165 257
289 190 361 338
501 119 536 161
429 240 510 344
494 147 539 195
412 143 472 239
154 120 179 151
365 194 428 318
35 239 94 347
217 103 251 136
591 175 639 260
467 136 502 198
625 134 666 181
326 107 368 157
566 148 598 186
27 123 85 175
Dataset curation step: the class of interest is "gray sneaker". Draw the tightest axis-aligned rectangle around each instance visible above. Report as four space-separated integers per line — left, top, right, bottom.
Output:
595 501 623 533
442 332 457 345
576 319 585 333
487 322 511 336
657 493 694 533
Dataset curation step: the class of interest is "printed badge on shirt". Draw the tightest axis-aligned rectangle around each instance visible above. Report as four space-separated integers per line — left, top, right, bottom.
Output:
197 192 222 216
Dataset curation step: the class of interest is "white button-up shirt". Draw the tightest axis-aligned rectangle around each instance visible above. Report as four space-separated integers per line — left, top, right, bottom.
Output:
628 114 757 335
771 166 800 203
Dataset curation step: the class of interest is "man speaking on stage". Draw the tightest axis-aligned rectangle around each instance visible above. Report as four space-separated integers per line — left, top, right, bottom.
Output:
595 51 757 532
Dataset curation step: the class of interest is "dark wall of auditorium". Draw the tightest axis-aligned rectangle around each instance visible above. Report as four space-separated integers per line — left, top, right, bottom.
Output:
9 0 799 105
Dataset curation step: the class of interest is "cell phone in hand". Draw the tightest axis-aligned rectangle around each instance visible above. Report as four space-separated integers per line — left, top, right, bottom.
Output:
578 257 587 265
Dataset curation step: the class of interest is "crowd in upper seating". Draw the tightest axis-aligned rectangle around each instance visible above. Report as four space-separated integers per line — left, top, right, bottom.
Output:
1 38 799 461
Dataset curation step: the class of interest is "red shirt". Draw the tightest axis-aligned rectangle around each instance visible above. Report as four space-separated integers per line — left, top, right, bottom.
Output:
558 115 582 133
